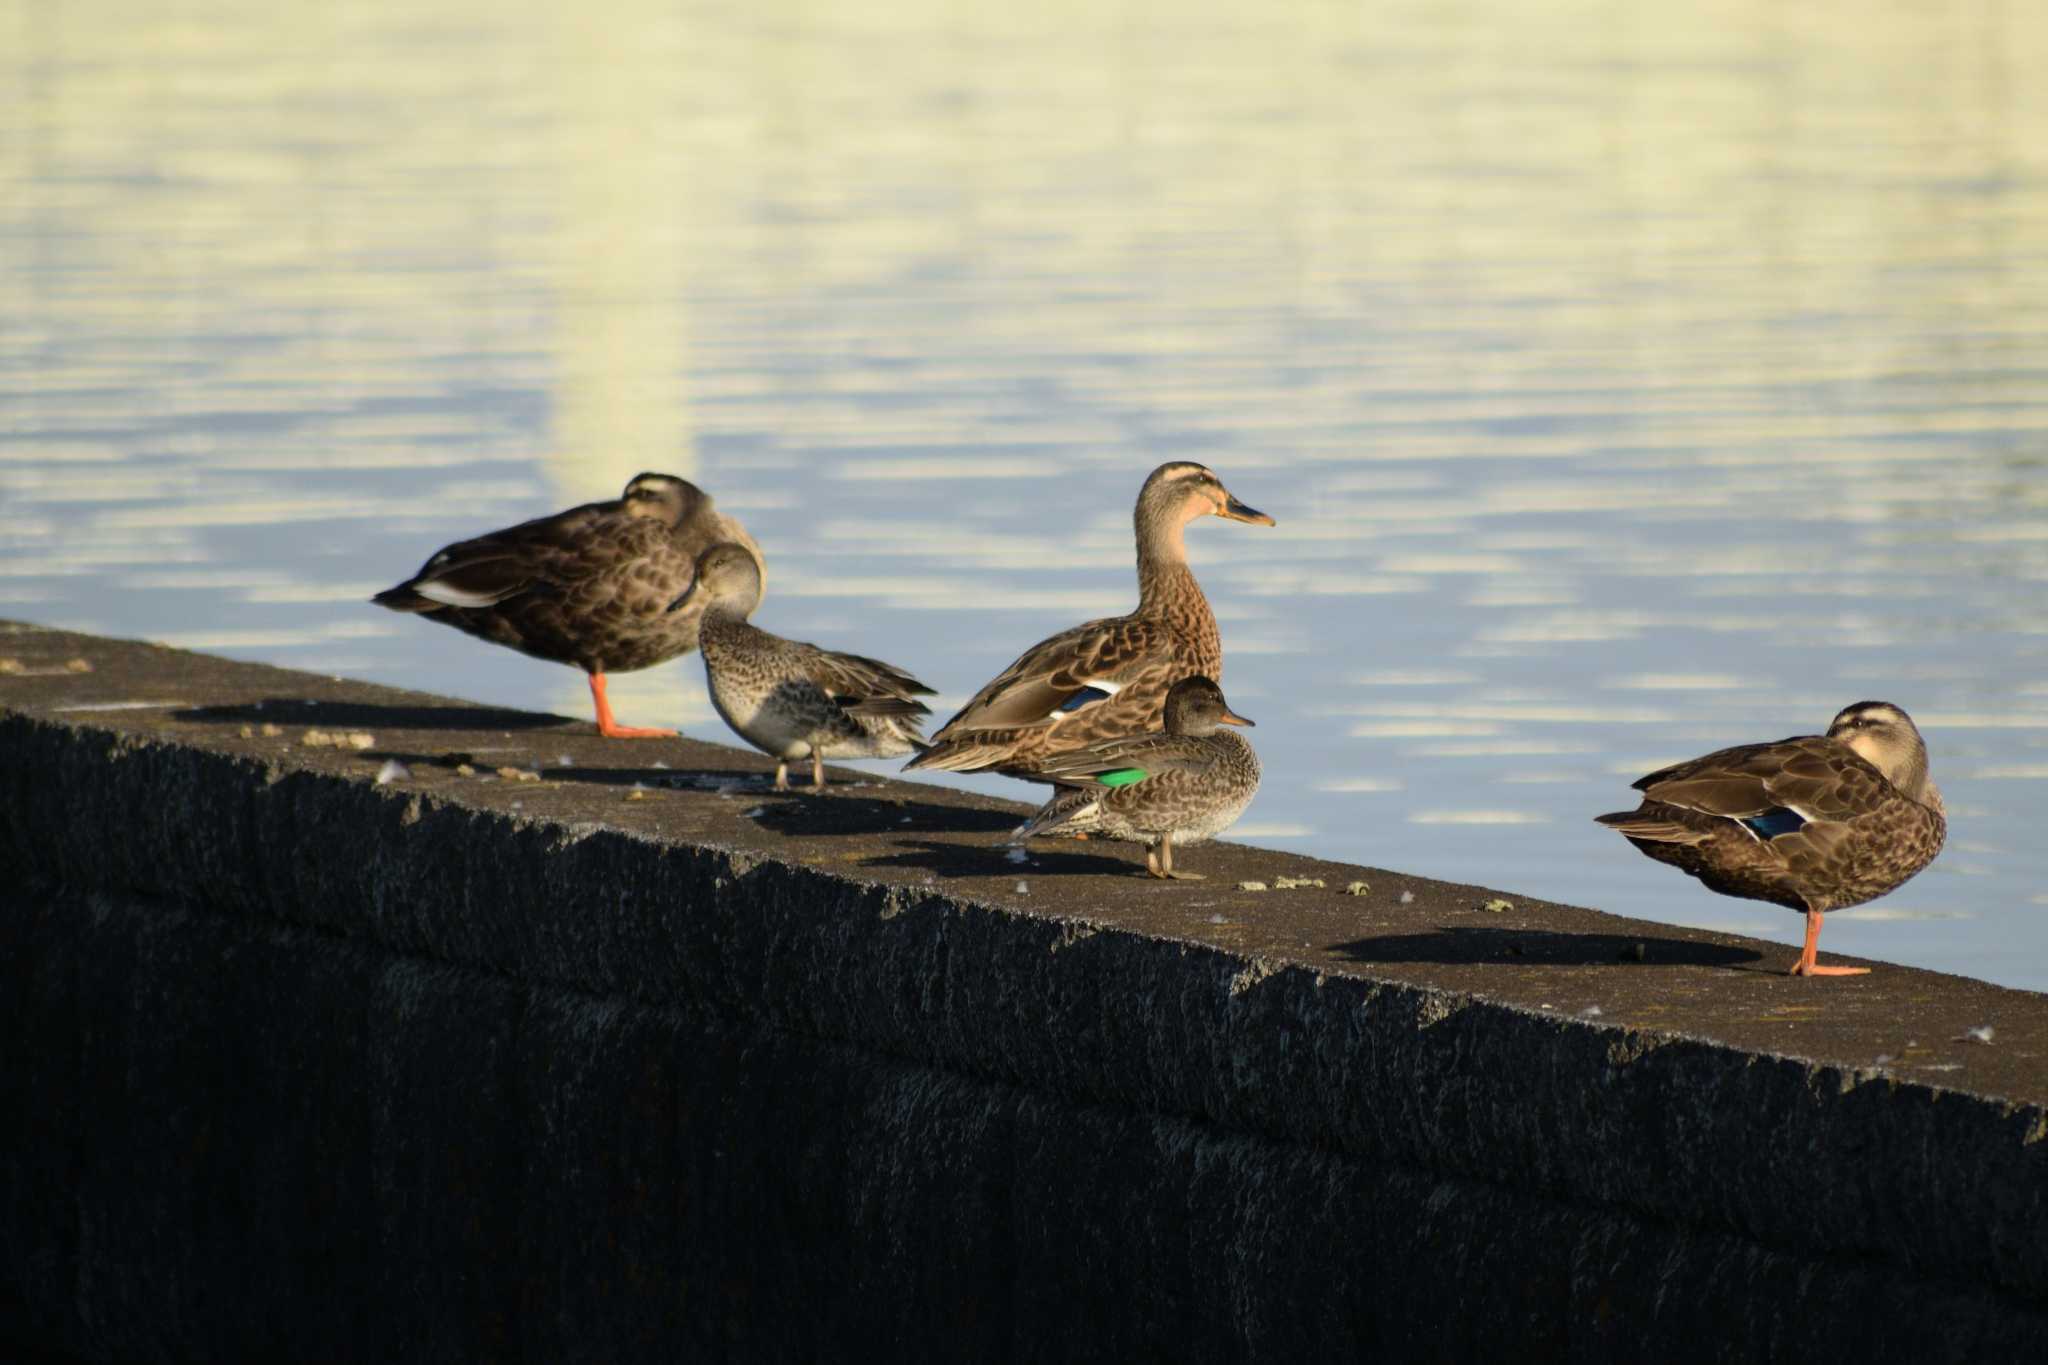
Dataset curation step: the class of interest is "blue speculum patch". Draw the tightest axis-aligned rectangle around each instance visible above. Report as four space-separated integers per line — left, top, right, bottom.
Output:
1742 808 1807 839
1056 686 1113 714
1096 768 1148 787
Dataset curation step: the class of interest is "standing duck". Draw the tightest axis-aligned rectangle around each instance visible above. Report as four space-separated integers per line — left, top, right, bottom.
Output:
674 542 935 790
906 462 1273 776
1596 701 1946 977
1011 675 1261 879
373 473 763 738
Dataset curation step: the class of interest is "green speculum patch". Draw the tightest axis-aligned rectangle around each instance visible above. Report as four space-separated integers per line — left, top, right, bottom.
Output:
1096 768 1148 787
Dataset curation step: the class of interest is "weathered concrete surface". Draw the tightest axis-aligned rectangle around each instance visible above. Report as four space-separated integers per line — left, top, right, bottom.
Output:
2 620 2045 1361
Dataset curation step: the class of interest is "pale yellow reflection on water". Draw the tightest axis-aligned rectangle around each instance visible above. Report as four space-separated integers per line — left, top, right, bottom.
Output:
4 0 2047 987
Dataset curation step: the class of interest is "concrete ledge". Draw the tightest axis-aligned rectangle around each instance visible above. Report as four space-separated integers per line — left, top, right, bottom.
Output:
3 622 2046 1360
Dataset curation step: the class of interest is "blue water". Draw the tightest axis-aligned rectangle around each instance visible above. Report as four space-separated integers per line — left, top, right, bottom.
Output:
5 0 2046 988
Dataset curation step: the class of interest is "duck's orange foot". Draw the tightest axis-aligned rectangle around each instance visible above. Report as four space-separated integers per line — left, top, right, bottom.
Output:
1789 910 1868 977
586 672 678 740
596 721 677 740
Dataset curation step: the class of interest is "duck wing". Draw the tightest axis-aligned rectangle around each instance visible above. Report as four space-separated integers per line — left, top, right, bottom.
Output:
798 645 936 720
376 499 641 611
1633 736 1887 825
928 613 1175 739
1028 731 1220 787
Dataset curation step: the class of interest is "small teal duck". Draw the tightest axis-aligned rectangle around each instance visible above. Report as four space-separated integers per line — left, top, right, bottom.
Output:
373 473 763 738
673 543 935 790
907 462 1273 777
1596 700 1946 977
1011 675 1261 879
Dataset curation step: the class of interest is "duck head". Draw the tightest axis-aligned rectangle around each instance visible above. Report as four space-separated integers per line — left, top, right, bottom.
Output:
1827 700 1931 798
1163 675 1256 736
1137 462 1275 532
668 541 764 616
622 472 711 527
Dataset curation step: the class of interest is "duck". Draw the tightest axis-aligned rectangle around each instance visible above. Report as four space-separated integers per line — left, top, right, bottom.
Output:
1595 700 1946 977
372 473 763 738
672 542 935 790
905 461 1273 777
1010 675 1261 879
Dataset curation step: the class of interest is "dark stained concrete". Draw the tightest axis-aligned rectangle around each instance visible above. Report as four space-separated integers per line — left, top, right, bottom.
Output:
3 620 2045 1361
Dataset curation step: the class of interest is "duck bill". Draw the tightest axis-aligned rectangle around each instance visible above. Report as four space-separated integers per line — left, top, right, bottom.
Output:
1218 494 1275 526
665 581 699 614
1219 706 1256 727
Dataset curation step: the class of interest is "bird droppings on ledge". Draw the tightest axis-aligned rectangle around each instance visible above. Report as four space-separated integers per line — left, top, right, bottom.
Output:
0 655 93 676
302 729 375 750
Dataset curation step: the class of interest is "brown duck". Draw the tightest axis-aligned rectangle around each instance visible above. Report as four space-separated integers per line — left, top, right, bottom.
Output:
1011 675 1261 880
372 472 763 737
905 462 1273 776
674 543 935 790
1596 701 1946 977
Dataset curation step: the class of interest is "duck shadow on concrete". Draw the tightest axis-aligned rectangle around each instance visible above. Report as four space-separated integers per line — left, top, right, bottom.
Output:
749 796 1026 841
547 764 772 792
861 837 1140 881
1332 926 1762 970
176 698 568 734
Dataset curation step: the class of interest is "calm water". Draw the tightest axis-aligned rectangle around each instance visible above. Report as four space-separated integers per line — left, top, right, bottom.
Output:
5 1 2047 988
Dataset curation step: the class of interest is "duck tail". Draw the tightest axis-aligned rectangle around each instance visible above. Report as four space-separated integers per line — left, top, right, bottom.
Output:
371 584 438 613
1595 806 1713 845
1011 790 1102 844
905 736 1008 773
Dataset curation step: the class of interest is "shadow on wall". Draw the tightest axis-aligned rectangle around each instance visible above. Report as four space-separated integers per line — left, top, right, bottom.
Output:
175 698 571 733
1332 926 1763 970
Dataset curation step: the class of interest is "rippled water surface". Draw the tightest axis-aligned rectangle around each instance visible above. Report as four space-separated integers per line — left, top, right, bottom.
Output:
6 1 2047 987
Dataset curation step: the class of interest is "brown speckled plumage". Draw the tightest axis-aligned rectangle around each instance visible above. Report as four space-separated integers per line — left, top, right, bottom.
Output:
374 473 762 675
1597 700 1946 975
681 543 934 789
907 462 1273 777
1013 675 1261 879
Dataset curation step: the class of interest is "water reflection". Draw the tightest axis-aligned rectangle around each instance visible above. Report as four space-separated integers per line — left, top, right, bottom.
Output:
3 0 2047 986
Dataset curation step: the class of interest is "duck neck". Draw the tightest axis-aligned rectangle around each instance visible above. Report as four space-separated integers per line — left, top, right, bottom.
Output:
1134 509 1220 664
1135 505 1195 602
697 601 752 646
1891 742 1932 805
1915 777 1945 818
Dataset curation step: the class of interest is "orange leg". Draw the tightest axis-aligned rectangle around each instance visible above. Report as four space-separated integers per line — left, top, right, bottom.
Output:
586 672 674 740
1789 908 1870 977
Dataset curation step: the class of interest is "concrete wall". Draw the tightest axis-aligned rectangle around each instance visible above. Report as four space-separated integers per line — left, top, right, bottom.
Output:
4 625 2046 1361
